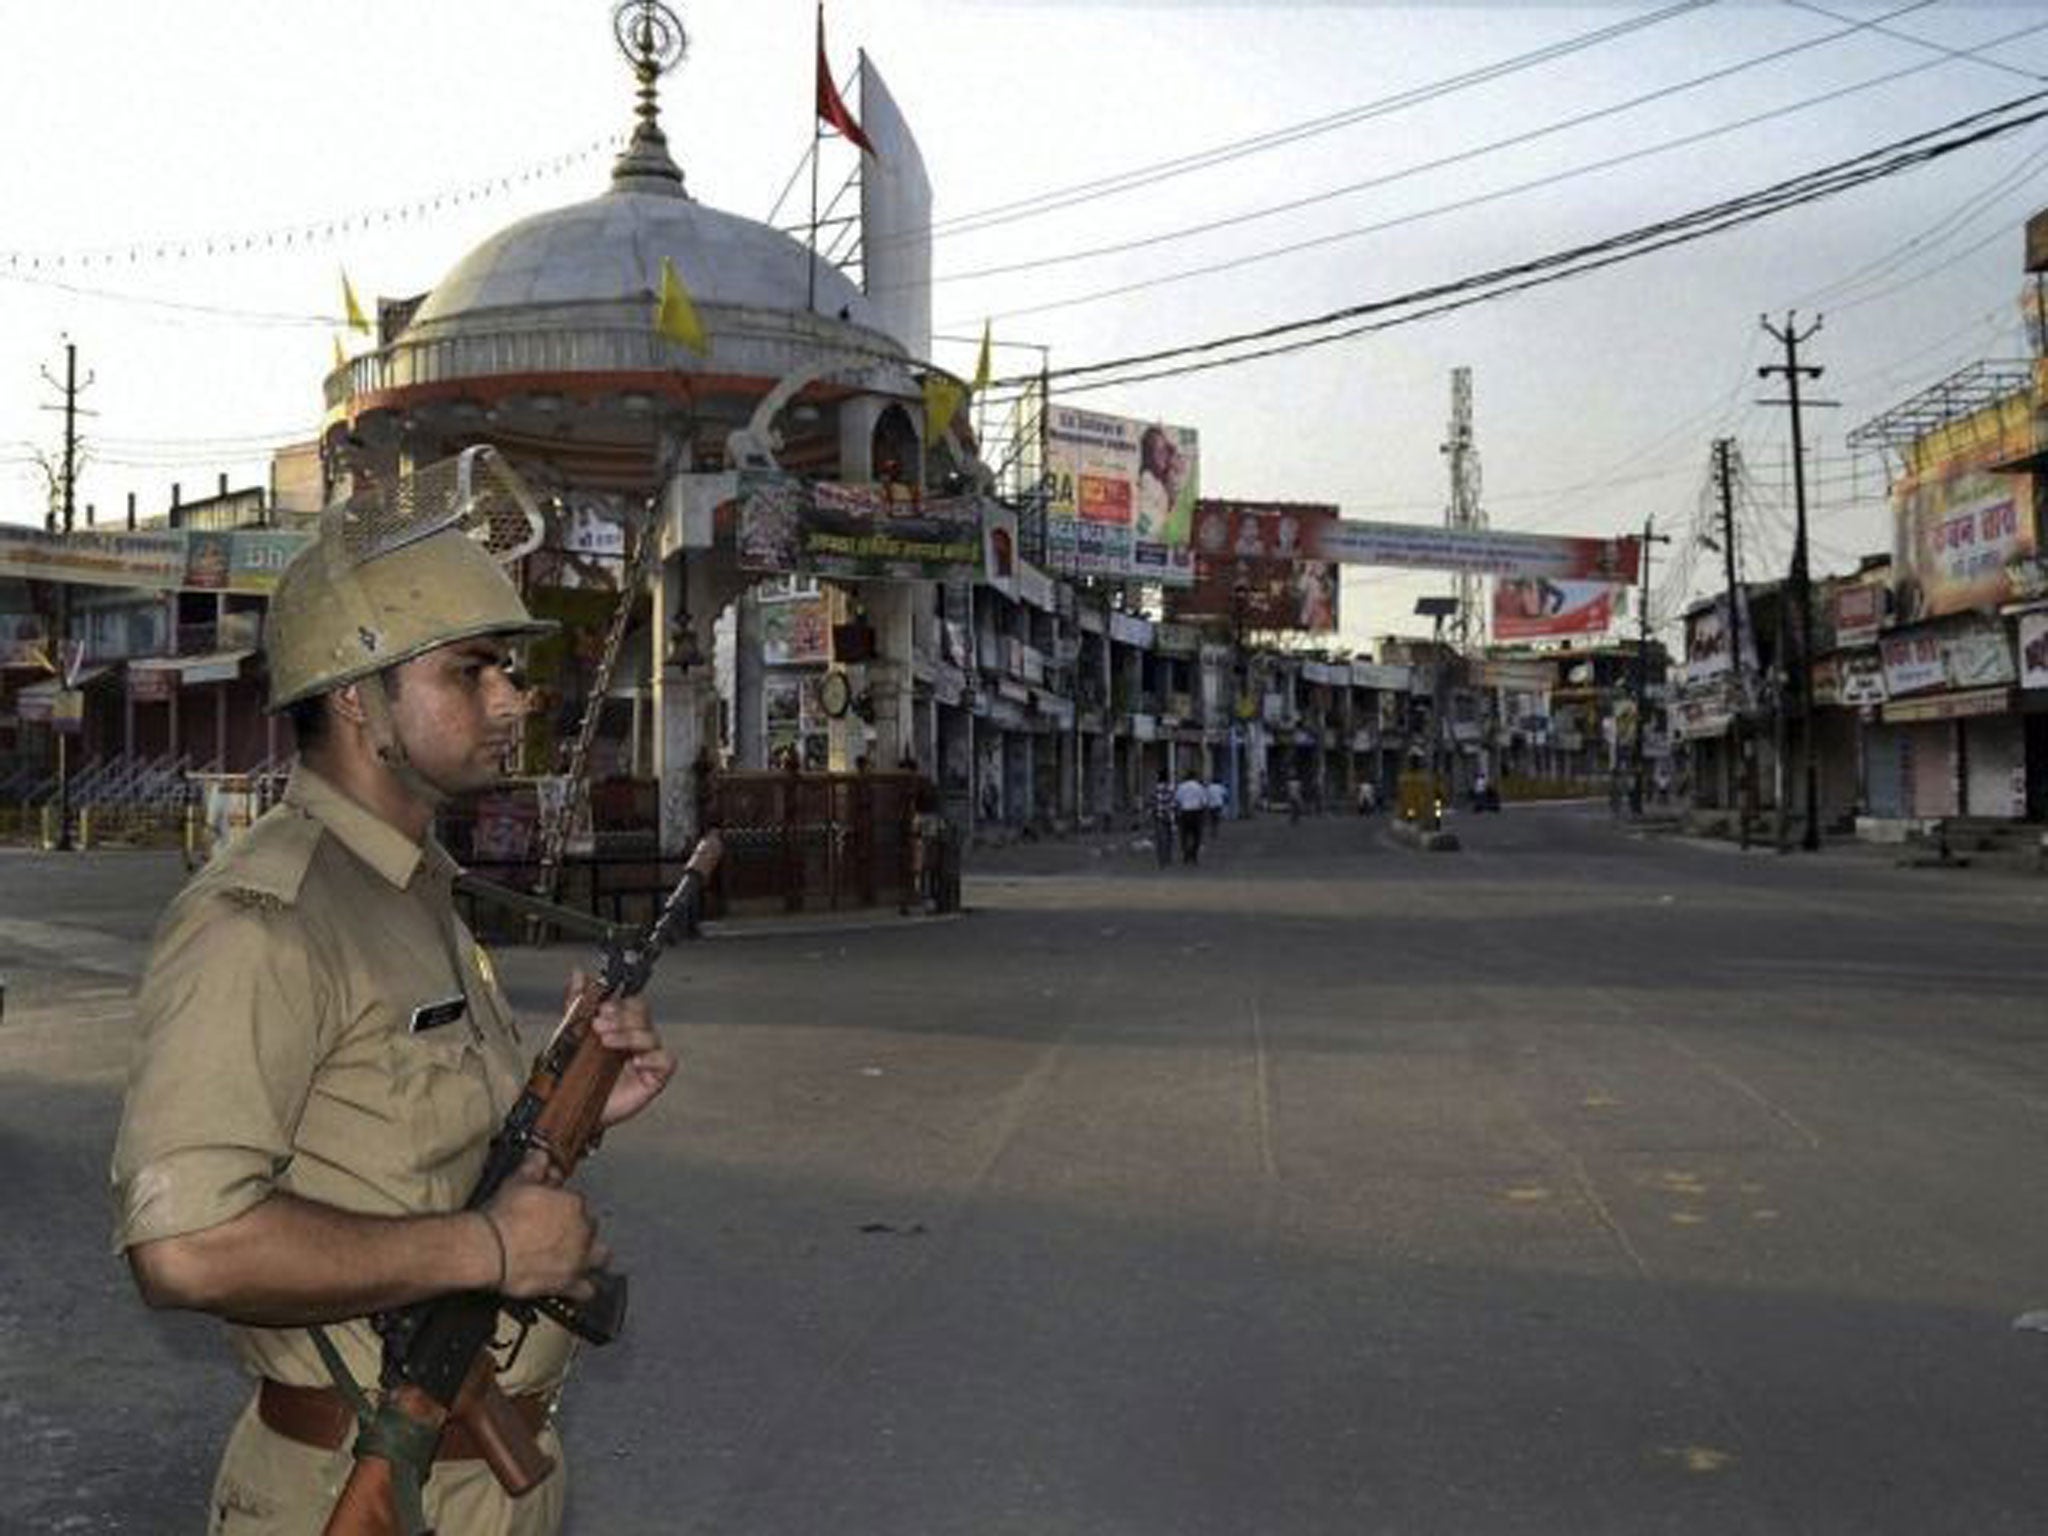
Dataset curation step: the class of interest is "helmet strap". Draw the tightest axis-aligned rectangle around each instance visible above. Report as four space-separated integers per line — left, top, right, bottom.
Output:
355 672 451 811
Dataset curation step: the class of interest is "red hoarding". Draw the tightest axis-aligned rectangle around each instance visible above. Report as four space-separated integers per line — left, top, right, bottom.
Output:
1172 501 1341 633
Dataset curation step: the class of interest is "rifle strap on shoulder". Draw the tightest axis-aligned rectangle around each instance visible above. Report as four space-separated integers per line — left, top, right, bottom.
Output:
308 1324 438 1536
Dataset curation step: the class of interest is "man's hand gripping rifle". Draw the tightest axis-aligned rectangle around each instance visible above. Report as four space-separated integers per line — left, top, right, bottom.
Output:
321 831 722 1536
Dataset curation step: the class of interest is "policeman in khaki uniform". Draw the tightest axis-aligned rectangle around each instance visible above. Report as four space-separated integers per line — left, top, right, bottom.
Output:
111 453 676 1534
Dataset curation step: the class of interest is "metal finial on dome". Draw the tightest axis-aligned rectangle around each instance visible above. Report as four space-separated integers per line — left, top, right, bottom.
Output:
610 0 688 193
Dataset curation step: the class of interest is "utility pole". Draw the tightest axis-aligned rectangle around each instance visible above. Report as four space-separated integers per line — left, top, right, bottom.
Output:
1630 516 1672 815
1711 439 1754 848
38 339 94 852
1758 312 1829 853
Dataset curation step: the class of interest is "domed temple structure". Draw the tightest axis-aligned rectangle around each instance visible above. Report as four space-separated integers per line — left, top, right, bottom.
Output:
319 3 949 858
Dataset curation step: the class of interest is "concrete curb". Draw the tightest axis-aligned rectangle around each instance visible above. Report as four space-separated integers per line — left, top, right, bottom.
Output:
1387 818 1461 853
696 908 967 941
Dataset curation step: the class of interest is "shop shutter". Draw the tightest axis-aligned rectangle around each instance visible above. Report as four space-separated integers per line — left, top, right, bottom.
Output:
1864 726 1907 817
1905 722 1957 818
1963 716 2024 818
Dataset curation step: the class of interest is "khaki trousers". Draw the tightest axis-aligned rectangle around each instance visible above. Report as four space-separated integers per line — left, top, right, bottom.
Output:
206 1395 568 1535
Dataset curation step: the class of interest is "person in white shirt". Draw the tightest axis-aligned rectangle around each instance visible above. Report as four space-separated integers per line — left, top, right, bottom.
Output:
1205 777 1226 839
1173 772 1209 864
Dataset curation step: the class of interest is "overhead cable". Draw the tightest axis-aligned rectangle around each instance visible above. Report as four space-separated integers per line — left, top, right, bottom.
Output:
926 0 1943 289
980 91 2048 397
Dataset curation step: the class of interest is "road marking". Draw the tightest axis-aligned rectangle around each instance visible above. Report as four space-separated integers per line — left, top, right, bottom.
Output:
1654 1444 1738 1475
1648 1026 1823 1151
1248 996 1278 1183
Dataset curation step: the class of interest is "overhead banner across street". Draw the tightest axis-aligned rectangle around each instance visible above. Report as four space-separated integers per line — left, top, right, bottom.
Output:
1308 520 1640 582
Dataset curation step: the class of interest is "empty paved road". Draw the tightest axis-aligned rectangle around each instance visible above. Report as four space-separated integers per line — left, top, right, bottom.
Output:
5 804 2047 1533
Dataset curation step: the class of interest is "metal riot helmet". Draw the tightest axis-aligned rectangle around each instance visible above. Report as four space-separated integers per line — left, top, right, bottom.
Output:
265 446 553 800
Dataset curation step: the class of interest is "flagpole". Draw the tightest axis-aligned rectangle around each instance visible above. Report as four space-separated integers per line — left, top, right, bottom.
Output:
808 3 823 314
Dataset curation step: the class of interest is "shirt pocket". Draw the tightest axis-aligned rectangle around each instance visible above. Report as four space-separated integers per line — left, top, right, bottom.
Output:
382 1017 499 1203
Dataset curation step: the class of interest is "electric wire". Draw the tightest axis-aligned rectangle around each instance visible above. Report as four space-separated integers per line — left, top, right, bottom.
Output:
952 20 2048 330
974 91 2048 398
926 0 1945 291
911 0 1721 245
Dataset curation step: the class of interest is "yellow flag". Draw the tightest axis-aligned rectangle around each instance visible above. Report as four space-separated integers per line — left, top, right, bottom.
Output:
972 320 992 394
654 256 710 356
340 269 370 335
924 376 966 442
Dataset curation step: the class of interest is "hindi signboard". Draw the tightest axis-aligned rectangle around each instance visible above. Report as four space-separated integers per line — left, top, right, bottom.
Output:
737 473 984 582
1892 428 2037 621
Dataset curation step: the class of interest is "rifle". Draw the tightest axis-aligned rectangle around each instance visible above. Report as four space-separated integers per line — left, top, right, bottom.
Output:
322 831 722 1536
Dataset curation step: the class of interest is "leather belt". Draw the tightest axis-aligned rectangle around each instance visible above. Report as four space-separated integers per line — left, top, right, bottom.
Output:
257 1379 551 1461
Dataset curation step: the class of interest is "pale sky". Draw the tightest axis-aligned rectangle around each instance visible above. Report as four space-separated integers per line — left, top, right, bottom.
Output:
4 0 2046 648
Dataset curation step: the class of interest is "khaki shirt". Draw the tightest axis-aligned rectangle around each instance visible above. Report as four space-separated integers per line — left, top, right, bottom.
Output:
111 763 573 1396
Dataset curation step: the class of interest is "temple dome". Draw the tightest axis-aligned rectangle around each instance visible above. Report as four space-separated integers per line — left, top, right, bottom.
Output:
404 180 880 342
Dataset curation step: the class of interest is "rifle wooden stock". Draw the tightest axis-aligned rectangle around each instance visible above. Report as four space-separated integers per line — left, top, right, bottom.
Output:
323 1455 406 1536
452 1357 555 1497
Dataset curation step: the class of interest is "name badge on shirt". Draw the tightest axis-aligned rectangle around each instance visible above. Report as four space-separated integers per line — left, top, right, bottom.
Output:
409 995 468 1035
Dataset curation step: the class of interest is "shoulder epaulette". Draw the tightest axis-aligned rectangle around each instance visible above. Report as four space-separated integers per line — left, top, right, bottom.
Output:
196 803 325 910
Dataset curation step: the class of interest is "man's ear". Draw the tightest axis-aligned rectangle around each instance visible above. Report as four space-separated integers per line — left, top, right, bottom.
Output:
330 680 369 728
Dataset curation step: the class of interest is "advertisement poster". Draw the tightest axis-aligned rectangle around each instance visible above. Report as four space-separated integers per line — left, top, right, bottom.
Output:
1043 406 1198 585
1880 630 1947 696
2022 610 2048 691
760 596 830 667
1683 593 1757 683
227 532 306 593
1492 578 1618 641
1830 583 1884 648
1172 501 1339 632
738 472 983 581
1892 436 2037 621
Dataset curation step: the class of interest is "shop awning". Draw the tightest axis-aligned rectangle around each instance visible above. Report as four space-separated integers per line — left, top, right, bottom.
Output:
128 650 255 686
13 666 111 721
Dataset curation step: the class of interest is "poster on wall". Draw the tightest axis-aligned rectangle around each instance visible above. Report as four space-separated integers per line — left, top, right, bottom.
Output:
1492 578 1618 641
1042 406 1198 585
760 596 830 666
1171 501 1339 632
2021 610 2048 691
1683 593 1757 684
1830 583 1884 648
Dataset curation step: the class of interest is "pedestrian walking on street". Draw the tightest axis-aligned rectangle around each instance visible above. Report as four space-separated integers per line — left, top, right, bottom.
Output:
1152 769 1175 868
1175 770 1209 864
1205 775 1226 841
1286 773 1304 825
108 452 677 1536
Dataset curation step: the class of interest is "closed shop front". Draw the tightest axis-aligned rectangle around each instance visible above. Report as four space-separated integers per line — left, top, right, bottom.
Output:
1865 724 1907 817
1905 721 1957 818
1963 714 2026 818
1815 710 1861 823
